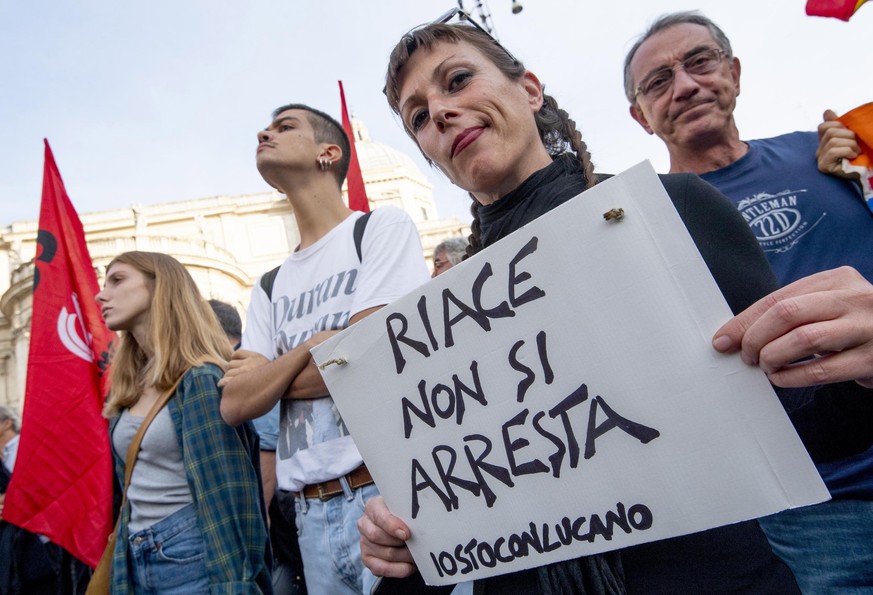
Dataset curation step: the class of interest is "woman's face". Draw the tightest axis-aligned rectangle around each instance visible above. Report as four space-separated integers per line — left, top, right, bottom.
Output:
396 40 552 205
96 262 153 335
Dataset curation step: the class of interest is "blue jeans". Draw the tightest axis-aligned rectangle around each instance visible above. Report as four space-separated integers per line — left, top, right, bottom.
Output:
127 504 209 595
759 499 873 593
294 480 378 595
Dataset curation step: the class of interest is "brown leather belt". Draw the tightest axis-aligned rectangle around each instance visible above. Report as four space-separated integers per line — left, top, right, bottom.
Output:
297 464 373 501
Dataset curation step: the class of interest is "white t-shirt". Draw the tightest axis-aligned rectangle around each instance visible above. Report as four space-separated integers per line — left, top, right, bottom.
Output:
243 207 429 491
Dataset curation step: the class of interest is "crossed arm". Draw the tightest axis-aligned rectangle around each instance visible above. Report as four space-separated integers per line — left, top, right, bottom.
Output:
219 306 382 426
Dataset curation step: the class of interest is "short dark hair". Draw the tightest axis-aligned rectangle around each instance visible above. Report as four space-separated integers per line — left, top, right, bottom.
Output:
208 299 242 342
623 11 733 103
271 103 352 188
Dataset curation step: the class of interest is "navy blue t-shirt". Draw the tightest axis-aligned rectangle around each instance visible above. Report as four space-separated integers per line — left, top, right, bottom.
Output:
702 131 873 498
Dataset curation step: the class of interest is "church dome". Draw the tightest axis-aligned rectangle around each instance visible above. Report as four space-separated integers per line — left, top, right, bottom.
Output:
350 118 431 186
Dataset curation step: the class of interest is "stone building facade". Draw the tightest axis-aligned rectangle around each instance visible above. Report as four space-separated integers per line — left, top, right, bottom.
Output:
0 119 469 411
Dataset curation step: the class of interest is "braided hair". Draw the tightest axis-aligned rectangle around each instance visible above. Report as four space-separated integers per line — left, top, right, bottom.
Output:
384 23 595 257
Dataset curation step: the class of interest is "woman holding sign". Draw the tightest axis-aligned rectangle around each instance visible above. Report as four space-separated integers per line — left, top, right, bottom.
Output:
359 9 873 594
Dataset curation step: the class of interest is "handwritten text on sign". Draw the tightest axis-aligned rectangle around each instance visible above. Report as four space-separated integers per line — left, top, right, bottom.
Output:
313 162 828 585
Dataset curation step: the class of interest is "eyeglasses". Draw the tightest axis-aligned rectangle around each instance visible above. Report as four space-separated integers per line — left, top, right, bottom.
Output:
634 48 728 100
434 7 520 65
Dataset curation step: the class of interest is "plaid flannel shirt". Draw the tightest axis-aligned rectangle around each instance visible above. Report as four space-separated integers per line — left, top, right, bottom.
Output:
110 364 271 594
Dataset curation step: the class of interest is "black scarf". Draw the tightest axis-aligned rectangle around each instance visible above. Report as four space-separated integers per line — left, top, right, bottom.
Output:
476 154 590 251
471 155 627 595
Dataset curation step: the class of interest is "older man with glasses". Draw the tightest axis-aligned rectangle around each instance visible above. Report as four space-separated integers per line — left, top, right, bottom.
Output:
625 11 873 593
431 237 469 278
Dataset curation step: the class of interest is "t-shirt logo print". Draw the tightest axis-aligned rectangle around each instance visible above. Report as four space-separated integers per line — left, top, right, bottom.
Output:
271 267 359 356
736 188 823 254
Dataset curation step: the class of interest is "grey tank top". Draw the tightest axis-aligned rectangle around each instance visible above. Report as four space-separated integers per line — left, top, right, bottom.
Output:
113 406 193 532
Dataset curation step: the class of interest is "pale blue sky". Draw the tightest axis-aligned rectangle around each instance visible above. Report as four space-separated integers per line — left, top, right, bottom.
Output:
1 0 869 226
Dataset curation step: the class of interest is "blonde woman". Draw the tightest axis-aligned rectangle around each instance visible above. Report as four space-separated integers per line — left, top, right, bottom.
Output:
97 251 271 594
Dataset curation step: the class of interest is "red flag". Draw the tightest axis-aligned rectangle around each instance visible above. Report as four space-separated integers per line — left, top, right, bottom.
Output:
806 0 868 20
4 140 115 567
339 81 371 212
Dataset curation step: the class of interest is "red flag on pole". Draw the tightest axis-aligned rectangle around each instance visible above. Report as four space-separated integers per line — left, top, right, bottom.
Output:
806 0 868 20
339 81 370 212
4 140 115 567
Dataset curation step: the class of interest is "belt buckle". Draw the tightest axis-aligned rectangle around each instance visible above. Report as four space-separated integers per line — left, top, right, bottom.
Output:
317 482 331 501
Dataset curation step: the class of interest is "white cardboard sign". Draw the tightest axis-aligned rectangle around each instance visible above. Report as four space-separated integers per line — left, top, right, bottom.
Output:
312 162 828 585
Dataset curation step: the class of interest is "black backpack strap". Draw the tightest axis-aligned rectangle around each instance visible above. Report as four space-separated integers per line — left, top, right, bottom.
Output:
353 211 374 262
261 211 371 301
259 265 281 301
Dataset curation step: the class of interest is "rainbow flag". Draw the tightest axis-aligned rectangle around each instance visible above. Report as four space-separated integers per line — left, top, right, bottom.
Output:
838 103 873 208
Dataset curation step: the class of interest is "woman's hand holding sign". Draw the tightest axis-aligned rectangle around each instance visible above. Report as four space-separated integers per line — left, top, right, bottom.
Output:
359 496 416 578
712 266 873 389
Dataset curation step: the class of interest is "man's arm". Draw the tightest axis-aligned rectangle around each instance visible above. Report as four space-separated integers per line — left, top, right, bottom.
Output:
220 309 385 424
219 342 315 425
283 306 385 399
259 450 276 519
817 109 862 179
219 272 305 426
